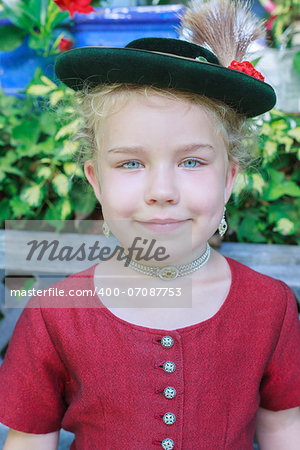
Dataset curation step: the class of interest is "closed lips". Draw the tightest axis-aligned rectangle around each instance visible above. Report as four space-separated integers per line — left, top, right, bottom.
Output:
138 219 189 224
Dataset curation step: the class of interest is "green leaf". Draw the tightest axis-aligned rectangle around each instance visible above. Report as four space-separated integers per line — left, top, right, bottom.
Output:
49 90 65 106
2 0 36 31
45 198 72 220
20 138 57 157
249 56 262 67
274 218 295 236
0 152 23 178
70 183 97 214
40 75 57 89
63 162 84 177
11 118 40 150
263 179 300 200
281 181 300 197
270 119 288 131
293 51 300 76
9 197 31 217
0 25 25 52
20 184 45 207
263 141 277 160
267 202 295 224
267 168 285 184
0 198 11 220
52 173 70 196
28 0 45 25
55 119 81 140
0 169 5 183
54 140 79 161
28 33 51 53
39 111 57 136
287 127 300 141
232 173 249 196
237 214 266 243
251 173 265 195
259 122 272 136
4 182 18 196
276 135 294 152
26 84 55 96
36 166 52 179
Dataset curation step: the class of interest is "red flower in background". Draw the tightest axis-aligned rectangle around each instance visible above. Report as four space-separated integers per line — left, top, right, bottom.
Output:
58 37 74 52
259 0 277 31
228 60 265 82
266 15 276 31
54 0 95 19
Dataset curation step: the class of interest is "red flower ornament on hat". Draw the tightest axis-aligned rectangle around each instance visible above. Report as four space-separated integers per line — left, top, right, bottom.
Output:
181 0 267 83
228 60 265 82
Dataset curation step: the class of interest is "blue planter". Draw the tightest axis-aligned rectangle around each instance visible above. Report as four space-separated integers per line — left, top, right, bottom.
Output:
0 5 185 95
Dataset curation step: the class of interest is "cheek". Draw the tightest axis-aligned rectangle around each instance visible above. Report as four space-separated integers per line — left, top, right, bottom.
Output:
180 170 225 213
99 171 141 218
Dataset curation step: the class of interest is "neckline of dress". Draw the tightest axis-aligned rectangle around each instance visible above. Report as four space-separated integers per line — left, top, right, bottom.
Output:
88 256 239 335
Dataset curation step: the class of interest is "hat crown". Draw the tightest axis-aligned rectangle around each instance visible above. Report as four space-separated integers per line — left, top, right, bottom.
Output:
125 37 220 65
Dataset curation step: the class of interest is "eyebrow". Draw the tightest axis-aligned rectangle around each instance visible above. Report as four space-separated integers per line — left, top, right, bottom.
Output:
107 143 215 154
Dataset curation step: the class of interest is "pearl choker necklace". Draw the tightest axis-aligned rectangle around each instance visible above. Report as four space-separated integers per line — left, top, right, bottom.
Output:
127 243 211 280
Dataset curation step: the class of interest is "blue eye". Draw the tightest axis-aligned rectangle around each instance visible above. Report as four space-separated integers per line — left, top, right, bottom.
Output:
181 159 201 168
121 161 143 169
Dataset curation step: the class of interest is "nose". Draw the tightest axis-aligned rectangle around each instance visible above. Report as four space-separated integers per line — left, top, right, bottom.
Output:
144 166 180 205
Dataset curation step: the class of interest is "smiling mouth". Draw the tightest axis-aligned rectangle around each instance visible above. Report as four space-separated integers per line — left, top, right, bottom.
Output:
135 219 190 232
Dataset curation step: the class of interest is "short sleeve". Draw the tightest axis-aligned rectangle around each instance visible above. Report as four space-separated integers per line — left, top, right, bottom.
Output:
0 298 69 434
259 282 300 411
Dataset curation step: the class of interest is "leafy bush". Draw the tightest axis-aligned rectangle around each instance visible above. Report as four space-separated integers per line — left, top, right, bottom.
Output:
227 110 300 244
0 70 97 228
0 0 71 56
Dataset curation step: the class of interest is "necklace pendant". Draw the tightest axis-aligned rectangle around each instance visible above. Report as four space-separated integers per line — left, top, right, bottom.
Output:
158 266 179 280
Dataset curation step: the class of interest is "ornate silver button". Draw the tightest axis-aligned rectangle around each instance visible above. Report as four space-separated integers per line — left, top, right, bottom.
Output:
163 412 176 425
164 386 176 399
161 336 174 348
163 361 176 373
161 438 175 449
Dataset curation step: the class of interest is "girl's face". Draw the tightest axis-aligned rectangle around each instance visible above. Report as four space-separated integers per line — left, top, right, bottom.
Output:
85 93 238 264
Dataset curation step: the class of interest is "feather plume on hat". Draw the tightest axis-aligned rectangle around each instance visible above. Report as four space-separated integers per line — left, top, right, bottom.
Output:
178 0 266 67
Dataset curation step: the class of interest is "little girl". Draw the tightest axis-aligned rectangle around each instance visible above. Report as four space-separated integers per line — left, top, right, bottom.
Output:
1 1 300 449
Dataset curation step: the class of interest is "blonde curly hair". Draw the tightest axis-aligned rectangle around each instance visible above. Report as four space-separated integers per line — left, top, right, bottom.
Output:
73 83 259 177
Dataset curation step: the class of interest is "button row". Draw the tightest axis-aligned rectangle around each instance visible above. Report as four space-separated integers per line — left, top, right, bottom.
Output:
158 337 175 449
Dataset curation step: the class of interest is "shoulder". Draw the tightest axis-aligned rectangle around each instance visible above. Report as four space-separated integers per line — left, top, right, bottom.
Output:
21 264 102 346
226 256 296 318
225 257 300 357
25 264 98 310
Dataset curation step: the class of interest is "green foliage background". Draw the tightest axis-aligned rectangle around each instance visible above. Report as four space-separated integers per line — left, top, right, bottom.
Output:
0 71 97 228
227 110 300 244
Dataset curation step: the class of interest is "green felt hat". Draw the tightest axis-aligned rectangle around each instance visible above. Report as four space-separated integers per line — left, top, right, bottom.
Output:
54 37 276 118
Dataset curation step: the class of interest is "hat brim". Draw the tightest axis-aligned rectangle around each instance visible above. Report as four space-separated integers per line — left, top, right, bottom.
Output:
55 46 276 118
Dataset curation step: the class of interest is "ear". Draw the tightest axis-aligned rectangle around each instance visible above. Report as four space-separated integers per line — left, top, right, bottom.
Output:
224 161 239 204
84 160 102 203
